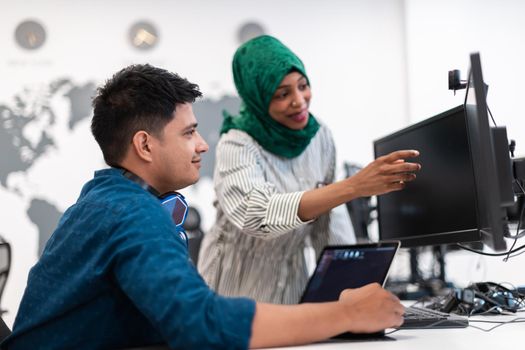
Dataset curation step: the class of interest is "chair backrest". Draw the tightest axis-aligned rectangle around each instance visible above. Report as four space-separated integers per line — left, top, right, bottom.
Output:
343 162 374 242
0 316 11 343
0 238 11 314
183 207 204 265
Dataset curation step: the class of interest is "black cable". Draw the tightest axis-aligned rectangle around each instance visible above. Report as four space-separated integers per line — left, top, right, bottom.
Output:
486 104 497 127
456 180 525 259
506 228 525 240
466 285 525 317
507 182 525 241
515 179 525 197
469 305 500 317
390 311 525 334
456 242 525 256
485 99 525 258
507 249 525 259
469 282 525 313
504 180 525 261
509 140 516 157
511 165 524 196
413 283 525 314
504 202 524 261
387 290 525 335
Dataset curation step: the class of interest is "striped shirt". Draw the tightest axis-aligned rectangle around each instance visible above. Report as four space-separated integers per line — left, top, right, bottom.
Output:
198 125 355 304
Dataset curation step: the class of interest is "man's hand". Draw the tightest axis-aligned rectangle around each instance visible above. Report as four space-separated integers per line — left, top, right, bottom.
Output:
339 283 404 333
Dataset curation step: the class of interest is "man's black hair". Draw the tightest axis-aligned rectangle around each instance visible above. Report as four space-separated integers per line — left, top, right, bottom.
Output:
91 64 202 167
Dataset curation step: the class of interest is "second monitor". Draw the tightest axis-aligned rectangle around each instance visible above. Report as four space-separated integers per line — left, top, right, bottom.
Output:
373 53 514 251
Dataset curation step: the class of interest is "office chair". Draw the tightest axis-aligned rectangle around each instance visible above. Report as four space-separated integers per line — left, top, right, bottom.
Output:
343 162 374 242
0 237 11 315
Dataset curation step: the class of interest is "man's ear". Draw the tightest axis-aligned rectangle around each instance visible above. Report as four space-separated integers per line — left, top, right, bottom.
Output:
131 130 154 162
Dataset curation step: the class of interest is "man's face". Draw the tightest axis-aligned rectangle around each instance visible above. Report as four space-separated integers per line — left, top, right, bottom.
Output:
151 103 209 192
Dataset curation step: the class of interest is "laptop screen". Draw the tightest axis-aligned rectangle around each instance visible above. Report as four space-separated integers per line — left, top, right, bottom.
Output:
300 242 400 303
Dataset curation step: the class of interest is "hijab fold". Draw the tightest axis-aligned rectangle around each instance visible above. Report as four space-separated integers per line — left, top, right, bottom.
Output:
221 35 320 158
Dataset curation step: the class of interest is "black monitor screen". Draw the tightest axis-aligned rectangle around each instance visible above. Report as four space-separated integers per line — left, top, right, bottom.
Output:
374 106 482 247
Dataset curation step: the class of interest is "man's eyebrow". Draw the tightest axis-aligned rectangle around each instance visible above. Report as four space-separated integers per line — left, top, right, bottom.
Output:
182 123 198 132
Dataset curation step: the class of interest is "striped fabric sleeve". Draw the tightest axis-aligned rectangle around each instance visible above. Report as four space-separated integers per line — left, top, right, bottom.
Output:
324 130 356 245
215 135 310 239
324 127 336 185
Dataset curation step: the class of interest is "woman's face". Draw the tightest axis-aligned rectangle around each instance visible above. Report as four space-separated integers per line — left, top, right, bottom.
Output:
268 71 311 130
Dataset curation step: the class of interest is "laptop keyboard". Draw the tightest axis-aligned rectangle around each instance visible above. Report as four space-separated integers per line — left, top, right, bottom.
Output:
400 306 469 329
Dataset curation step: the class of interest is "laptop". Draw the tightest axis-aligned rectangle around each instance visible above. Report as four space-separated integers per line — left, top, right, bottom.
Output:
300 241 400 341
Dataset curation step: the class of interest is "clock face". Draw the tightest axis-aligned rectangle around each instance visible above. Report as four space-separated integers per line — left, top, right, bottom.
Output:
129 21 159 51
237 21 266 44
15 20 46 50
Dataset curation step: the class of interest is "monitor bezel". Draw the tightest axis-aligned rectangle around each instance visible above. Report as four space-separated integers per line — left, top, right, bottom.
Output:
373 53 509 251
374 105 482 248
464 52 508 251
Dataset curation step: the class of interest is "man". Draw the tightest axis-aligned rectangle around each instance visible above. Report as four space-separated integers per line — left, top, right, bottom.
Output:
2 64 403 349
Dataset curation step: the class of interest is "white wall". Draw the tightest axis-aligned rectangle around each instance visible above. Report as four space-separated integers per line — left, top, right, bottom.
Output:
404 0 525 153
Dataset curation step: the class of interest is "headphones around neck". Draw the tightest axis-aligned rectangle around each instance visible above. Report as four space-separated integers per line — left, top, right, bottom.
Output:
122 168 162 197
121 168 189 245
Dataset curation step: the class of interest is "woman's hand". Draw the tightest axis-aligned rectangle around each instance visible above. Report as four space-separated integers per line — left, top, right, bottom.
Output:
298 150 420 221
347 150 421 197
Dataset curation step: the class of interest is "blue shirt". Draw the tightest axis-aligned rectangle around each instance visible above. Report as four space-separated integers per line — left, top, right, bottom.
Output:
2 168 255 349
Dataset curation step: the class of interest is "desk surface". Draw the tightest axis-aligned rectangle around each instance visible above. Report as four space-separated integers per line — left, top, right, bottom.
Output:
262 314 525 350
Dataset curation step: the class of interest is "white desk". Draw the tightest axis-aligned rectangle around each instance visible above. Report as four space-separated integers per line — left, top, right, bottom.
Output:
263 314 525 349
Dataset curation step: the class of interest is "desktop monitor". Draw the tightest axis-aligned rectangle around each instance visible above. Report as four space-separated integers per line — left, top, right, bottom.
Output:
374 53 514 251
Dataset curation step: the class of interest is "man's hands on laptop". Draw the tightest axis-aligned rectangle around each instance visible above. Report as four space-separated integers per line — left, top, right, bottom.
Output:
339 283 404 333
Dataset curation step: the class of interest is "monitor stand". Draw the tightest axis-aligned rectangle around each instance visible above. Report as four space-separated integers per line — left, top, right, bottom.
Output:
386 246 454 300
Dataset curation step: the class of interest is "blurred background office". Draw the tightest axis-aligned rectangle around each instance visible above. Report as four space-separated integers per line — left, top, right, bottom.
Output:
1 0 524 327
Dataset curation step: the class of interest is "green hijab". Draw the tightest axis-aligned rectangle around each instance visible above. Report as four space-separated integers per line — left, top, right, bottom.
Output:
221 35 320 158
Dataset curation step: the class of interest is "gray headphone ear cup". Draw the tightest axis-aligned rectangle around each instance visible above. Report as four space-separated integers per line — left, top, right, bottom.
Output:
471 298 487 314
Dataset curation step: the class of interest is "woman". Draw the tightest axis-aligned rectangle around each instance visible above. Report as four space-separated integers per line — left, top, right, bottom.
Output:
198 35 419 304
